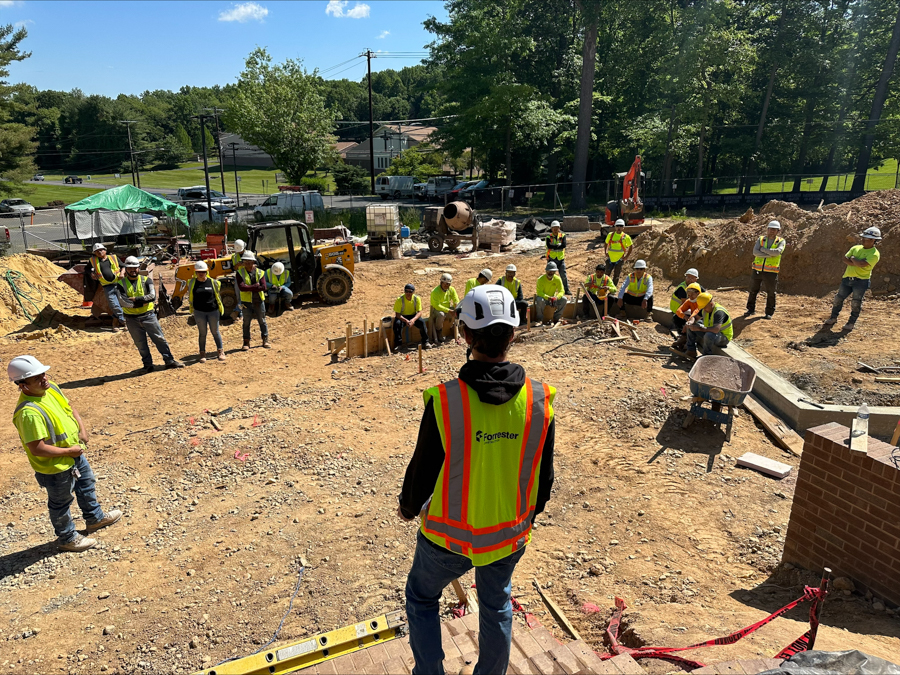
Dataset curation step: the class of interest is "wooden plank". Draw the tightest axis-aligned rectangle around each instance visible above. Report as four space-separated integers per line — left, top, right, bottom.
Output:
874 376 900 383
579 282 601 320
533 580 582 641
891 418 900 447
742 395 804 457
626 351 669 358
736 452 792 478
596 336 629 344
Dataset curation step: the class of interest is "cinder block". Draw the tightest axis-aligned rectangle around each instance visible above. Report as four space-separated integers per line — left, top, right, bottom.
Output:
562 216 590 232
461 613 480 633
453 631 478 657
366 643 389 665
566 640 608 673
317 659 338 675
529 627 560 652
383 656 410 674
530 652 566 675
609 653 645 674
351 648 376 672
548 644 582 674
513 632 545 660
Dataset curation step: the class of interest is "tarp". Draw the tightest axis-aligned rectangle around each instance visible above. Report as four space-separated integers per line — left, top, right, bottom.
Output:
65 184 188 227
68 210 146 240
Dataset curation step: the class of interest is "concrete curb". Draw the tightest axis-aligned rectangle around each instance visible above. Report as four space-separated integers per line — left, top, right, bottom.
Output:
650 306 900 438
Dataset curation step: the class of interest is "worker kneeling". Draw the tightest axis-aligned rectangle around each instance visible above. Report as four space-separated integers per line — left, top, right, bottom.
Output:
394 283 431 350
616 259 653 319
429 273 459 345
535 261 567 324
686 293 733 358
399 286 556 675
265 262 294 316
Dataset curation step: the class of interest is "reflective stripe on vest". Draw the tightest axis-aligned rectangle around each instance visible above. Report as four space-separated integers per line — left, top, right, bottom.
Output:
703 303 734 340
399 295 421 315
13 384 70 445
586 274 612 296
669 281 687 312
547 233 565 260
92 255 120 286
626 273 648 296
752 236 783 273
501 278 521 297
122 275 154 315
239 268 265 303
421 378 554 565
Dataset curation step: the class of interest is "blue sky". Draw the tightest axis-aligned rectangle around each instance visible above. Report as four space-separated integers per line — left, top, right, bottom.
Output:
1 0 447 96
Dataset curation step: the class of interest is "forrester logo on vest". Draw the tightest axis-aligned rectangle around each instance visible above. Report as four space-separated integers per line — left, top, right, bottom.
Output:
475 430 520 444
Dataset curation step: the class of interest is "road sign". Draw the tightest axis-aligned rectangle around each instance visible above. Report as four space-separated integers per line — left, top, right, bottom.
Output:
305 210 314 223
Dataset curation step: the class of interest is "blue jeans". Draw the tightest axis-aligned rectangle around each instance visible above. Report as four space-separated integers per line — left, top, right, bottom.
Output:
194 309 223 351
550 258 570 294
34 454 105 544
830 277 870 323
686 329 729 355
125 311 176 367
102 284 125 323
267 287 294 305
242 301 268 341
406 530 526 675
232 276 243 318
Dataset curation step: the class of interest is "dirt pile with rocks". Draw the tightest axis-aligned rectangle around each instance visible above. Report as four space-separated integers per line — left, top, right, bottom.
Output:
0 254 83 333
633 190 900 296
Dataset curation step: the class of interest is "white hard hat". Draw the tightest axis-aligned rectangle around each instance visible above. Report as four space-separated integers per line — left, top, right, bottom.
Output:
479 268 493 281
195 261 209 272
92 243 107 253
767 220 781 230
440 272 452 283
634 260 647 269
685 268 699 278
861 227 882 240
241 251 256 262
551 220 561 229
505 264 516 273
546 261 558 272
234 239 246 253
124 256 141 268
8 355 50 383
459 285 518 330
614 219 626 227
272 262 285 275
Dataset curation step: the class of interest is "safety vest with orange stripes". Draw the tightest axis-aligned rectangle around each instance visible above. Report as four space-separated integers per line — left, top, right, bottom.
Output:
421 377 556 566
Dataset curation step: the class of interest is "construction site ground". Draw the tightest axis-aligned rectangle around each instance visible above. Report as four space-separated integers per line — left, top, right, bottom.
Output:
0 226 898 675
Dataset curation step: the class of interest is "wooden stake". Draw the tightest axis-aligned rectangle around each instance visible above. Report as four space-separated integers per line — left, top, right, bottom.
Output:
363 317 368 358
451 579 468 607
418 344 423 373
580 281 601 320
378 320 384 354
533 580 582 641
575 287 581 315
742 395 804 457
345 323 352 360
384 338 392 355
890 419 900 447
527 305 531 331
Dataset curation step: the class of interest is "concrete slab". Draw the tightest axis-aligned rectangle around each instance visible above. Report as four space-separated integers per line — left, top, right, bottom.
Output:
735 452 793 478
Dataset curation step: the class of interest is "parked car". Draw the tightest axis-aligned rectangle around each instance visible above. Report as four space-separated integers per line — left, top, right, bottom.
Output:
179 186 236 206
188 202 239 226
207 189 236 206
178 186 207 199
0 198 35 216
446 180 480 201
413 183 427 200
375 175 416 200
64 175 83 184
425 176 457 201
32 174 45 182
459 181 528 209
253 191 324 222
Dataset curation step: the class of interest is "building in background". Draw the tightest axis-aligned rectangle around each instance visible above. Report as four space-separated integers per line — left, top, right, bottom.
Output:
344 125 437 172
219 133 275 169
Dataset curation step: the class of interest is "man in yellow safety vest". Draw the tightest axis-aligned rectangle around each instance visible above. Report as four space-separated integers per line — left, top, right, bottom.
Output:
393 283 431 350
545 220 570 294
229 239 246 320
616 259 654 318
686 292 733 358
497 264 528 325
604 219 633 285
746 220 785 319
265 261 294 316
535 261 568 324
582 263 617 317
237 251 270 350
464 268 493 296
823 227 883 330
399 285 556 675
429 273 459 344
89 243 125 332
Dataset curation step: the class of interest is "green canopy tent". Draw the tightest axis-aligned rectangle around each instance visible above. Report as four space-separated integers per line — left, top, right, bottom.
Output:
66 184 189 240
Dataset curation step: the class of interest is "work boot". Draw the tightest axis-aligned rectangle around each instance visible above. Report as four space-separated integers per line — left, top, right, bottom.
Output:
672 336 687 350
112 317 123 333
86 509 122 533
843 321 856 331
822 317 837 326
165 359 186 369
241 340 250 351
686 350 698 360
422 341 432 350
58 534 97 552
217 349 226 362
143 364 155 374
198 351 207 364
284 302 294 312
262 340 272 349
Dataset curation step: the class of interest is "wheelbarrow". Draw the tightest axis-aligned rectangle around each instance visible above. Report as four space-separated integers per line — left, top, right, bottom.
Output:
682 355 756 442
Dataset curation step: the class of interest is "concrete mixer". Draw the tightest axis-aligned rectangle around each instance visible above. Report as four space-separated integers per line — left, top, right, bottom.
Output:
424 200 480 253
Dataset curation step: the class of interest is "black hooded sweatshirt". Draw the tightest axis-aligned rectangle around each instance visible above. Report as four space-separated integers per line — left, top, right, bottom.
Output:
398 360 555 520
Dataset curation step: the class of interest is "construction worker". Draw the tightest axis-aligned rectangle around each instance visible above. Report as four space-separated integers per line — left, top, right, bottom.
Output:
187 261 226 363
545 220 570 294
237 251 269 350
686 292 733 357
117 257 185 373
746 220 785 319
394 283 431 350
429 273 459 345
265 262 294 316
464 268 493 296
670 268 704 328
399 285 555 675
535 261 567 324
671 282 703 351
604 219 633 285
89 243 125 332
9 355 122 552
616 259 654 318
229 239 246 320
582 263 617 317
823 227 882 330
497 264 528 325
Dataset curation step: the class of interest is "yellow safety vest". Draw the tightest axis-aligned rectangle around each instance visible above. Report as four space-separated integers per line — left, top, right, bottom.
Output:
606 232 631 262
669 281 687 312
500 277 522 297
546 233 566 260
231 252 243 271
188 277 224 315
421 378 556 566
91 254 120 286
751 236 784 273
702 302 733 341
239 268 265 303
625 273 650 296
121 275 154 315
265 269 288 287
13 382 80 474
394 294 422 315
586 273 614 297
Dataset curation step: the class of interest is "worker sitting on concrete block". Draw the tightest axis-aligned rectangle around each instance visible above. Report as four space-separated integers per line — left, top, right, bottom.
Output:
686 292 733 358
429 273 459 345
265 262 294 316
497 264 528 325
582 263 617 317
394 283 431 350
672 282 703 351
604 219 633 285
823 226 882 330
535 261 567 324
464 268 493 296
616 259 654 319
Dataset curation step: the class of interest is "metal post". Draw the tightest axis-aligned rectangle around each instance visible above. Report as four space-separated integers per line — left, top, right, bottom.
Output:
194 114 214 223
19 213 27 250
205 107 228 195
365 49 376 195
230 143 241 209
120 120 138 187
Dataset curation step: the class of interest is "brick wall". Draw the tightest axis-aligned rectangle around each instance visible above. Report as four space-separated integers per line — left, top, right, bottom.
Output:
783 422 900 607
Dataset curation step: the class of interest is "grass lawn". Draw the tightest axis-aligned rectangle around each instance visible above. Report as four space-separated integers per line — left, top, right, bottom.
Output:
19 184 104 207
713 160 899 193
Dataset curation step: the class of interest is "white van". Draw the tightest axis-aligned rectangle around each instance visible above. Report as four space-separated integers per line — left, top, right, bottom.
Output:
425 176 456 201
253 191 325 222
375 175 416 200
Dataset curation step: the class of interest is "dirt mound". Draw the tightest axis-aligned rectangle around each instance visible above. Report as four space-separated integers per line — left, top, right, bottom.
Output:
0 254 84 334
633 190 900 296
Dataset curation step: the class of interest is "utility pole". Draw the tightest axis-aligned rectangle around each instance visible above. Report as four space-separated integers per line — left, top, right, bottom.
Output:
204 107 227 195
364 49 376 194
229 142 241 208
192 114 214 222
119 120 139 188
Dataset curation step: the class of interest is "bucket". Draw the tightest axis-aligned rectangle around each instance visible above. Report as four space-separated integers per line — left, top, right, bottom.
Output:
400 226 411 239
381 316 393 331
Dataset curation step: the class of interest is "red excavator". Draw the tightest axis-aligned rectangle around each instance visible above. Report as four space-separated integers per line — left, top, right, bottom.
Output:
604 155 645 226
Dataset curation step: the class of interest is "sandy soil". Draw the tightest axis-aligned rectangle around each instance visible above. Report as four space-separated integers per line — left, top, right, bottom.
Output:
0 234 897 675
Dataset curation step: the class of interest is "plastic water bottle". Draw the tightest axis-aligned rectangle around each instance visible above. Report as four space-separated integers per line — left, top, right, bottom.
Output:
851 403 869 437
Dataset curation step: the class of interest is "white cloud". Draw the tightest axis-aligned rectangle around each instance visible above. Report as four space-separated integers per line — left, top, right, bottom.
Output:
14 19 32 28
0 1 18 8
377 30 389 39
218 2 268 23
326 1 370 19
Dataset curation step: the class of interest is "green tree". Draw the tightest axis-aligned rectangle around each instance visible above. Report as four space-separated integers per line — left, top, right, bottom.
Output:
0 24 36 192
226 48 335 184
385 144 442 182
332 162 369 194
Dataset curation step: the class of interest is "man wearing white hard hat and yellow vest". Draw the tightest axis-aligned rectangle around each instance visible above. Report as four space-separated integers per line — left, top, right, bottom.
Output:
237 251 270 350
604 218 633 285
545 220 570 294
616 259 654 318
399 285 556 675
187 260 226 363
89 243 126 332
824 226 883 330
9 355 121 552
497 263 528 325
746 220 785 319
265 261 294 316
